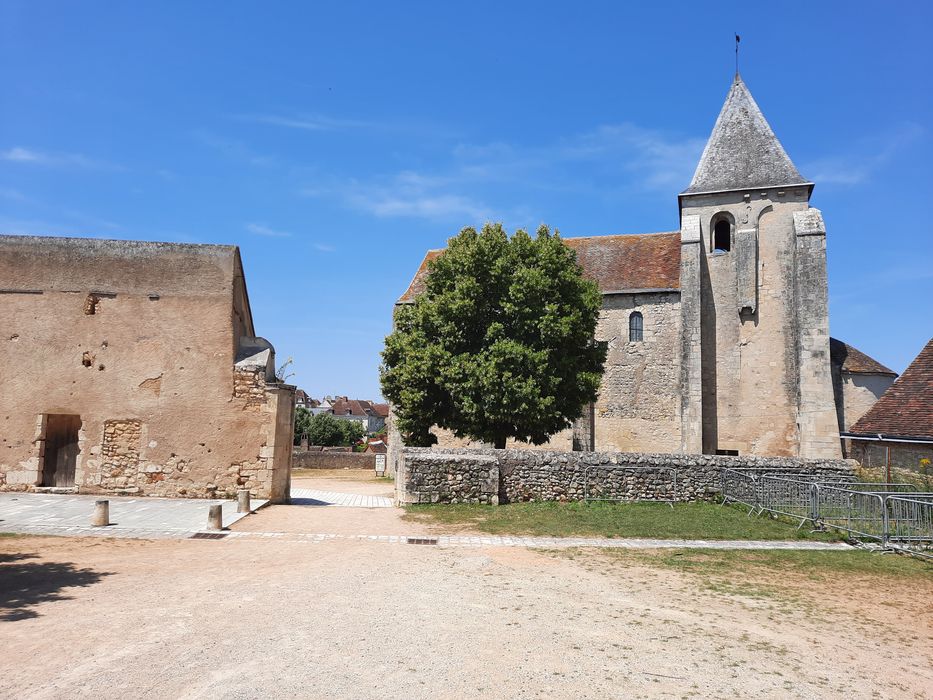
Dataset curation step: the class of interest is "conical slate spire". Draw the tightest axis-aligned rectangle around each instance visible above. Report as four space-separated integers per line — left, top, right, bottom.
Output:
682 75 810 195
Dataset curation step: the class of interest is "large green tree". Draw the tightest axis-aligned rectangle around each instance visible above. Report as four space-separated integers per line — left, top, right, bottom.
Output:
381 223 607 449
294 409 365 447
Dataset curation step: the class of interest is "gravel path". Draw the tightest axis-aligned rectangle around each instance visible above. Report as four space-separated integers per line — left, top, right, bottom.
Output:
1 535 930 699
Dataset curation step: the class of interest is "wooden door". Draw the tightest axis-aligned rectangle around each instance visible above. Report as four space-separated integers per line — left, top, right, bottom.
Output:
41 415 81 487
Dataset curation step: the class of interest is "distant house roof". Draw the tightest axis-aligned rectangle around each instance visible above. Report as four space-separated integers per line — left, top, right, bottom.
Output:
830 338 897 377
365 440 387 454
329 398 386 419
849 337 933 439
398 232 681 303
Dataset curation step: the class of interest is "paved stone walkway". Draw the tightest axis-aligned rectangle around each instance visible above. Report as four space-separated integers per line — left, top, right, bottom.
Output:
290 488 393 508
216 533 853 550
0 492 266 539
0 491 854 550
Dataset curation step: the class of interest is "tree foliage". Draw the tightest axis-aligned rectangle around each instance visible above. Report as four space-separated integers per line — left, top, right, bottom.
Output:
381 223 607 449
294 408 365 447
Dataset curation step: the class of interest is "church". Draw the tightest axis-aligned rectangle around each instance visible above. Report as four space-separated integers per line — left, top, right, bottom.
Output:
397 75 895 459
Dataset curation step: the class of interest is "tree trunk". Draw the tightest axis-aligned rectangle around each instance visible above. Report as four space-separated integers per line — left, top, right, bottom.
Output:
494 434 507 449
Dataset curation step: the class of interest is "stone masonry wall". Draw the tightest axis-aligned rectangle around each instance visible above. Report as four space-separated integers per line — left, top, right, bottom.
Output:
234 366 267 409
397 452 499 505
399 447 854 504
592 292 682 453
293 450 376 470
98 419 142 491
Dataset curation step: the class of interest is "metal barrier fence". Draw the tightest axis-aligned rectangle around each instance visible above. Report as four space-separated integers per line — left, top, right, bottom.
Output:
813 485 887 540
583 466 679 505
720 469 933 557
757 476 815 527
720 469 759 511
886 497 933 550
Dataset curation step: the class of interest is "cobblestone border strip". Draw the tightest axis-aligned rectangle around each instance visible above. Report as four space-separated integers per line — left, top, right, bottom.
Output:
0 523 853 550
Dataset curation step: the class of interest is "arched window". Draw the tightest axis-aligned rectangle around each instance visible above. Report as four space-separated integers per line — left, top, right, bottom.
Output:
629 311 643 342
713 219 731 252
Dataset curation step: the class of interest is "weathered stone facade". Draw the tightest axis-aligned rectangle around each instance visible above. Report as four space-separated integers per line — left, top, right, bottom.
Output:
592 292 682 453
398 447 854 505
0 235 295 502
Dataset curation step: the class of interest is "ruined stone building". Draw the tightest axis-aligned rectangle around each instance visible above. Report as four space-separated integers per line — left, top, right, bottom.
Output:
0 235 295 501
397 75 894 459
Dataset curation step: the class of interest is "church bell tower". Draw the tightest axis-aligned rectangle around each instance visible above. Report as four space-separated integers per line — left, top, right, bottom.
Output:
678 75 841 458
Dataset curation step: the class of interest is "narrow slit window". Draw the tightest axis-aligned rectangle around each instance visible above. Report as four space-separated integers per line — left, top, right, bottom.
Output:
629 311 643 342
713 219 731 252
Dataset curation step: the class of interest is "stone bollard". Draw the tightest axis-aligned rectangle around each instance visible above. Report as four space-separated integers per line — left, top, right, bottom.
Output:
206 504 224 531
237 489 251 513
92 499 110 527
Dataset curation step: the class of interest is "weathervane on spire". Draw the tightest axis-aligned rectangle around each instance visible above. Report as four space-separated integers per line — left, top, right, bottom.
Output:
735 33 741 77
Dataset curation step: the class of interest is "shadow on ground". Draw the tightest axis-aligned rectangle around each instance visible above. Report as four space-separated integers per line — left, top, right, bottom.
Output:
289 497 331 506
0 552 112 621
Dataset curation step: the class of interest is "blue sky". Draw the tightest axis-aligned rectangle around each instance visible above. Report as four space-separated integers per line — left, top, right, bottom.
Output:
2 1 931 399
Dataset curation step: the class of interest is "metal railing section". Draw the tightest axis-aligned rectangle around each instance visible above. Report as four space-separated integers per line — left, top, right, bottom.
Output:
720 469 759 511
719 469 933 557
885 497 933 556
813 485 887 541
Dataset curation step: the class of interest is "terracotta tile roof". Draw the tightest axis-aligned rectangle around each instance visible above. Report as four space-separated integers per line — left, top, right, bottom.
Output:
398 249 443 303
830 338 897 376
329 398 387 418
330 398 369 417
398 232 681 303
849 337 933 439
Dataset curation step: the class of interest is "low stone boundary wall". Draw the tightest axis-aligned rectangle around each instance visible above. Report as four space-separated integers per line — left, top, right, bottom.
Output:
397 452 499 505
292 450 375 470
398 447 855 505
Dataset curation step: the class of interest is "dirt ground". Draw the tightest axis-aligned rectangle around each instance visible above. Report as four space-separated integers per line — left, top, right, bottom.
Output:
2 471 931 699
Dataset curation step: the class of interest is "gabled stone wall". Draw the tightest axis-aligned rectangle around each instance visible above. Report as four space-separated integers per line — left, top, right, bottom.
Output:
0 236 295 503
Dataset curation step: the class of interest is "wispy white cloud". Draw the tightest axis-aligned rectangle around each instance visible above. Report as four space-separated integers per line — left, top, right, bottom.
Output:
194 131 276 167
0 146 123 170
568 123 706 189
300 121 702 223
62 209 122 231
304 171 495 223
802 122 925 186
0 187 29 202
246 222 292 238
450 123 706 193
313 243 336 253
236 113 374 131
0 217 82 236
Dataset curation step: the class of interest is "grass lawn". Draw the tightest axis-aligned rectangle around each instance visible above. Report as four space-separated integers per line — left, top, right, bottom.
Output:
404 501 841 541
589 548 933 600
